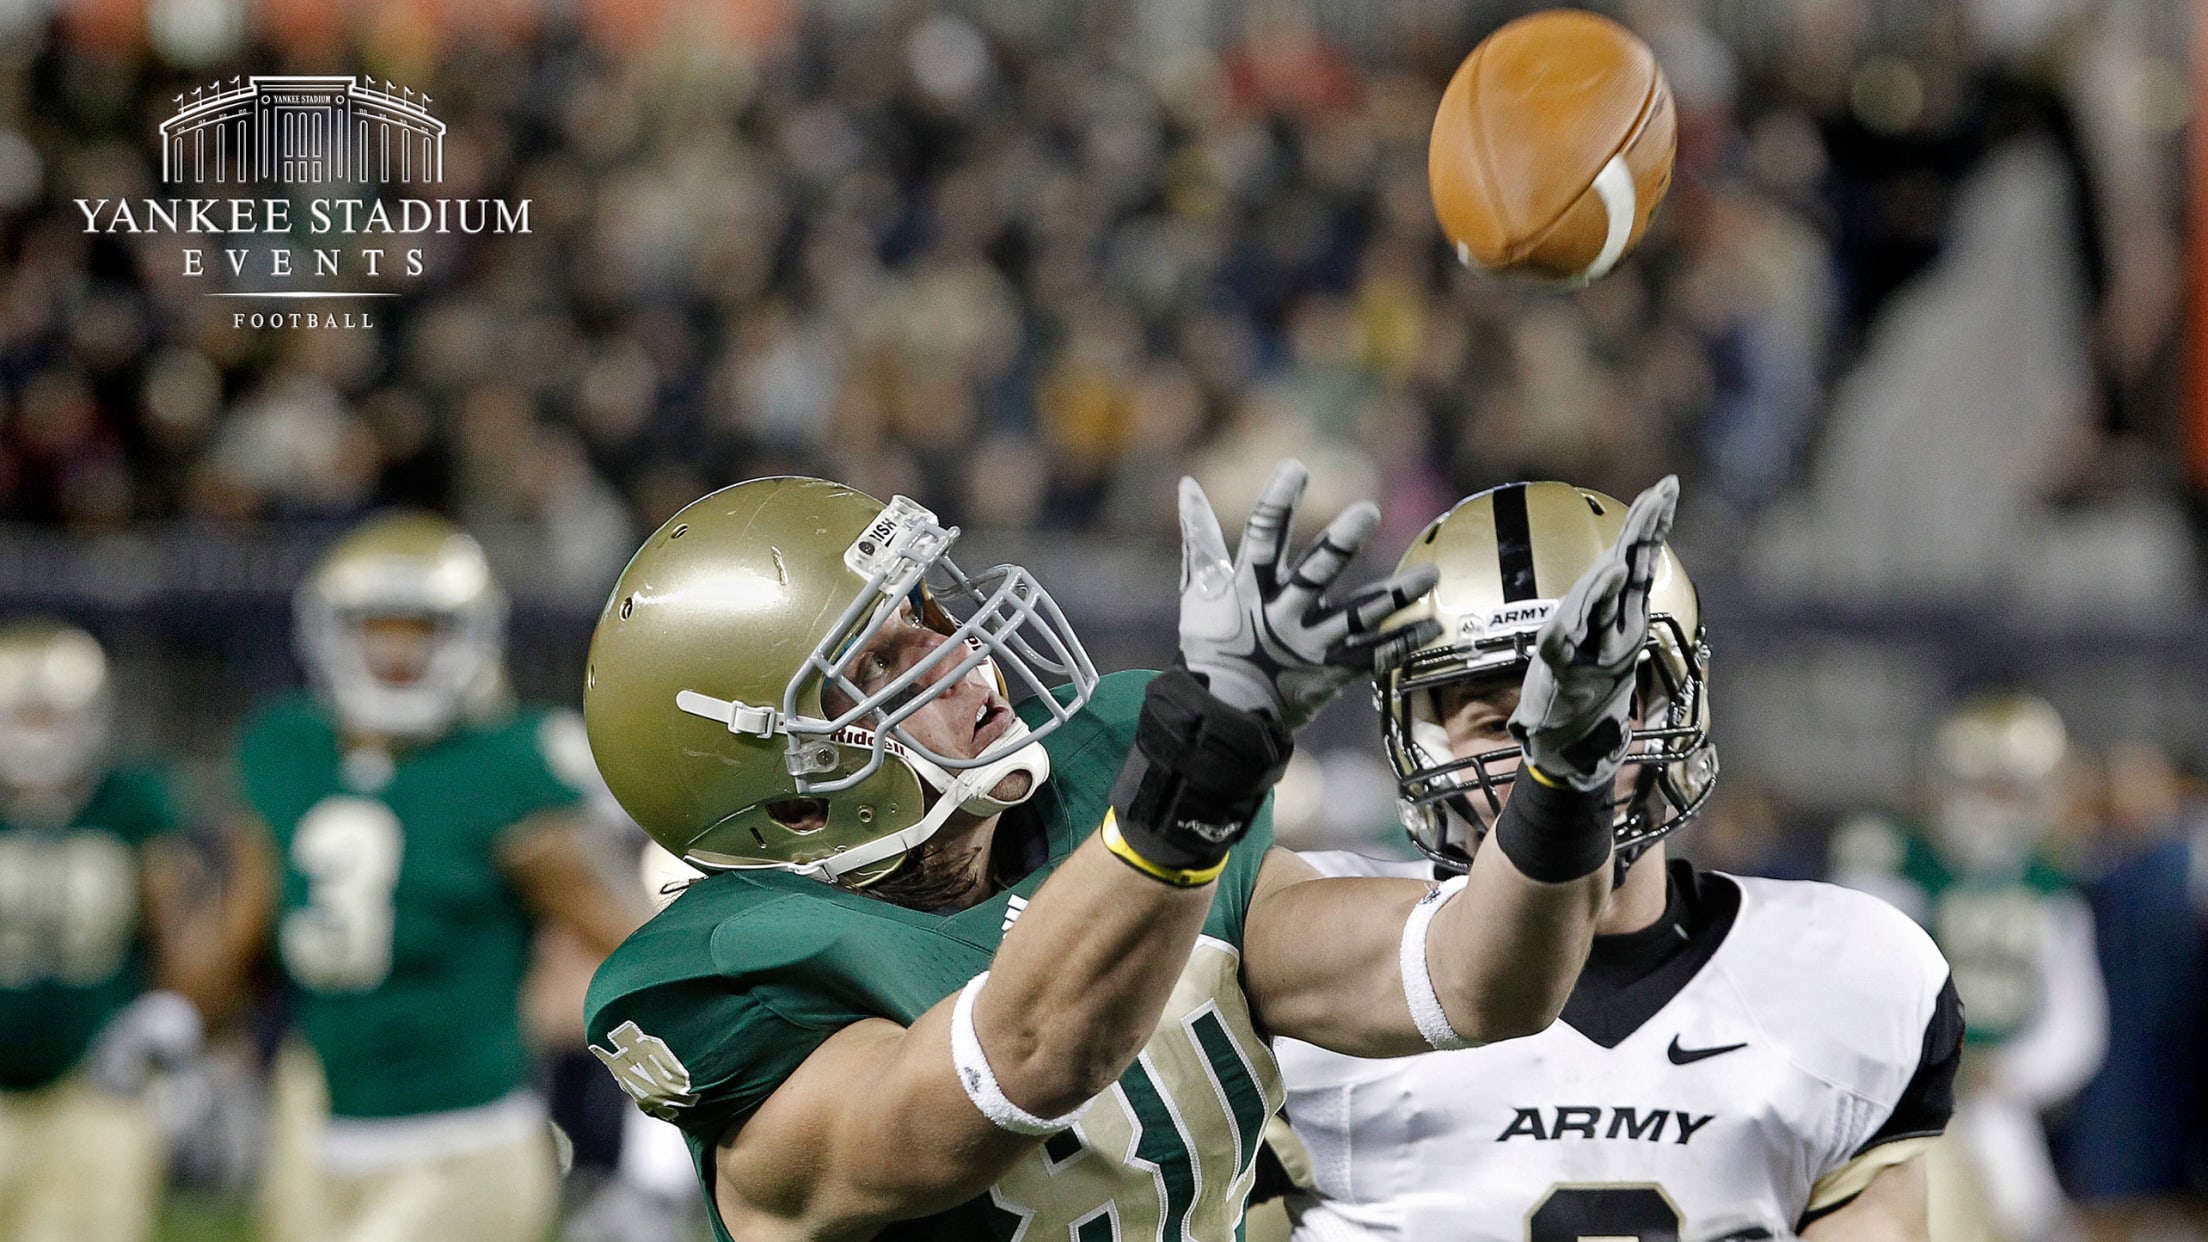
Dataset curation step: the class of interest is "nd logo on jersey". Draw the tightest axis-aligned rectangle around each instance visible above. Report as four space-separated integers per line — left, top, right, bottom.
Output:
987 937 1282 1241
594 1020 701 1121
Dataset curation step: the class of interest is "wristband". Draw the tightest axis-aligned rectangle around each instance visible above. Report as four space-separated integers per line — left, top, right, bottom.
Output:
1102 811 1231 887
1398 876 1474 1051
1104 668 1292 884
1494 767 1613 883
949 974 1085 1136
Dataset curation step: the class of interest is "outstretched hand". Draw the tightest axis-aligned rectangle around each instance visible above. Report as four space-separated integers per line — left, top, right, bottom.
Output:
1177 460 1440 732
1507 475 1680 791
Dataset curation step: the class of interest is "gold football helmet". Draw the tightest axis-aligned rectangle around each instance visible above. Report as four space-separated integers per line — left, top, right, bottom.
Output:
0 619 112 813
1378 481 1716 870
1930 691 2067 874
583 478 1098 885
294 512 507 739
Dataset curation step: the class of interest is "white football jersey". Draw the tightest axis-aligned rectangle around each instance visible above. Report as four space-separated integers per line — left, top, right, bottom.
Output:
1272 855 1959 1242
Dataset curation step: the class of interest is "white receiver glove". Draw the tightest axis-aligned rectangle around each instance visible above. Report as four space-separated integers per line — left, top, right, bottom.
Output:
1178 460 1440 731
1508 475 1679 791
85 989 203 1096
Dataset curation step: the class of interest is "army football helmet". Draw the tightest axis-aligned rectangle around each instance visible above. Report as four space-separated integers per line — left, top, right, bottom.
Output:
1379 481 1716 871
584 478 1098 885
0 619 112 812
295 512 508 740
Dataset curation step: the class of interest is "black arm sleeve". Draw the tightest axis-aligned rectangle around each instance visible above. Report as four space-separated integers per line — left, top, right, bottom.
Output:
1491 772 1612 883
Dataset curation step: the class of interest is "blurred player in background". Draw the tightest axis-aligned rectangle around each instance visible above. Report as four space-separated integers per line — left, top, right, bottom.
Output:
1832 693 2107 1242
0 620 206 1242
203 512 651 1242
1253 481 1960 1242
578 462 1665 1240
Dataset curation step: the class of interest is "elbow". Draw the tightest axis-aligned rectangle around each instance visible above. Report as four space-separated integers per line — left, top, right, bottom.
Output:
1459 996 1565 1046
1440 972 1574 1047
985 1024 1144 1119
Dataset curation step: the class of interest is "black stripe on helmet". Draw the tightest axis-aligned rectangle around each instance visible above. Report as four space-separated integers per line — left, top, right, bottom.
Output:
1492 483 1537 602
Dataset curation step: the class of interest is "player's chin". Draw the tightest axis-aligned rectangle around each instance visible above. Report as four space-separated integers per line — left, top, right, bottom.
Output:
990 771 1033 804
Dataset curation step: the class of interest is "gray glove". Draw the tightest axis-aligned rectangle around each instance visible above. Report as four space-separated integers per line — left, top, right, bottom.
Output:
85 989 203 1096
1508 475 1679 791
1178 460 1441 731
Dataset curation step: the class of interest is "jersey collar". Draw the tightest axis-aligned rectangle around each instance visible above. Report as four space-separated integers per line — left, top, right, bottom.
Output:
1559 860 1742 1048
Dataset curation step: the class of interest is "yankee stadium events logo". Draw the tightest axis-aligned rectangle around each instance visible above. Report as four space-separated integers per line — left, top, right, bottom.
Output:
72 75 529 330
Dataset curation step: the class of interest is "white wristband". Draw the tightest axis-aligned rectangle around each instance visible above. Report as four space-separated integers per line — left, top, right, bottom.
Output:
950 974 1085 1136
1399 876 1474 1051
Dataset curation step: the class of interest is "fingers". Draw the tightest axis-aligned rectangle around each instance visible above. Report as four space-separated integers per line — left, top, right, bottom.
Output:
1618 474 1681 549
1330 617 1442 672
1236 459 1308 580
1281 499 1380 613
1308 563 1437 669
1541 558 1626 669
1609 474 1678 638
1331 562 1437 633
1177 476 1234 599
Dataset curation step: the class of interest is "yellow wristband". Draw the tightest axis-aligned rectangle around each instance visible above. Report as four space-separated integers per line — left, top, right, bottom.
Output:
1524 763 1567 790
1099 810 1230 888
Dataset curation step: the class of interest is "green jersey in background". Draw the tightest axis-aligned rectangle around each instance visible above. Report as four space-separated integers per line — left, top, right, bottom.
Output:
1834 816 2082 1048
239 695 589 1118
0 766 184 1092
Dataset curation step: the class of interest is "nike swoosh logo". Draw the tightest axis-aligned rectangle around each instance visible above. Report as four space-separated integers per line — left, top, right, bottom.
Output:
1667 1036 1748 1065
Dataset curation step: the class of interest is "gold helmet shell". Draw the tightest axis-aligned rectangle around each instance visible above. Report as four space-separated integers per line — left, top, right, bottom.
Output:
1379 481 1716 869
1935 692 2066 786
295 511 508 739
0 618 112 801
584 478 1097 885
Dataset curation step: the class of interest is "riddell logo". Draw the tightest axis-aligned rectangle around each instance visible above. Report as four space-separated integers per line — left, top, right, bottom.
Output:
73 75 529 331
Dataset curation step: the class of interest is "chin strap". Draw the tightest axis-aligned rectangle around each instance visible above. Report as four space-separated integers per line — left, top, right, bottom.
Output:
687 725 1054 886
901 717 1052 817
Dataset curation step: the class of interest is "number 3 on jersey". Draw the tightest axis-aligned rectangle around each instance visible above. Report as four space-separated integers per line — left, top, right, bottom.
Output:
280 796 404 992
1530 1185 1684 1242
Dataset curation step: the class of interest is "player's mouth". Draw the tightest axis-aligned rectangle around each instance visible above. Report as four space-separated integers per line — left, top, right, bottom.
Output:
973 699 1012 747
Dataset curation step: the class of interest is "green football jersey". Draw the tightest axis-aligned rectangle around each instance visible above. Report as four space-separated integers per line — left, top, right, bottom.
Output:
0 765 185 1092
239 694 590 1118
586 670 1283 1242
1847 819 2076 1047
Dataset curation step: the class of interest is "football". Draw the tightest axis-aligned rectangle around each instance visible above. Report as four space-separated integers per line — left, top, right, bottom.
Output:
1429 9 1676 284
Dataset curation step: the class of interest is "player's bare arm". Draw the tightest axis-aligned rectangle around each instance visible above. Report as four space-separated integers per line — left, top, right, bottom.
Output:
153 812 281 1026
498 809 652 956
1241 479 1679 1056
713 837 1218 1237
699 460 1436 1238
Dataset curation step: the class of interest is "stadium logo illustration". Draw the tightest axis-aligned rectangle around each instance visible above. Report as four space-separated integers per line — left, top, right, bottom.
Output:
160 75 445 187
73 73 527 331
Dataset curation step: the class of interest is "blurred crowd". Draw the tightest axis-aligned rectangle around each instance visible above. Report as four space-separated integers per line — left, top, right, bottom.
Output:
0 2 2199 1241
0 0 2184 592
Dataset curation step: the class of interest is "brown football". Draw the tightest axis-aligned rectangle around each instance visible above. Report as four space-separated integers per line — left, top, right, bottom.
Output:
1429 9 1675 284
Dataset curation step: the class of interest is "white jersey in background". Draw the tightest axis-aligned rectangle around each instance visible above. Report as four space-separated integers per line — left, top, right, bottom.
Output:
1267 853 1962 1242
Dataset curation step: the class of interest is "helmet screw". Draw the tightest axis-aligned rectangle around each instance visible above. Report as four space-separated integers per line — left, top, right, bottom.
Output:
857 805 874 823
620 595 635 619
